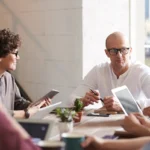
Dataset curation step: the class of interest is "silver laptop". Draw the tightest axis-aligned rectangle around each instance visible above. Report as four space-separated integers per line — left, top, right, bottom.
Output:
17 119 54 143
111 85 143 115
30 101 62 119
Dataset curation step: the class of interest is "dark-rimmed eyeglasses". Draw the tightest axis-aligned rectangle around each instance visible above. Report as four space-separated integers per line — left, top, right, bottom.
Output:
11 51 19 57
107 47 130 56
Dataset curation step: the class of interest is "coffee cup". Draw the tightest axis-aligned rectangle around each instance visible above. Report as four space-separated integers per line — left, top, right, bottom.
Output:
38 140 65 150
61 132 85 150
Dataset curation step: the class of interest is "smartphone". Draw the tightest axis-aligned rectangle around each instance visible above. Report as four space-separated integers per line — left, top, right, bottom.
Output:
102 135 119 139
30 89 59 107
87 113 109 117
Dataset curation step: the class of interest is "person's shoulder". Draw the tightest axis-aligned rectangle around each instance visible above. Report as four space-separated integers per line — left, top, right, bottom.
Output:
3 71 15 80
3 71 12 77
131 61 150 72
95 62 110 69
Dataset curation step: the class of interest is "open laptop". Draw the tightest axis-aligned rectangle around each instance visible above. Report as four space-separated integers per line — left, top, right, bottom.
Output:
111 85 143 115
17 119 54 144
30 101 62 119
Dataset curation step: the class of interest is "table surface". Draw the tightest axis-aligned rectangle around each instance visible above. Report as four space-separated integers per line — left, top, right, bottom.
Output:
44 113 125 140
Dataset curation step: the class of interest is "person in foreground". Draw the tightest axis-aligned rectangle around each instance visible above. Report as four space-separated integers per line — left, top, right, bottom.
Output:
70 31 150 114
0 28 51 119
122 113 150 136
81 136 150 150
0 102 41 150
81 113 150 150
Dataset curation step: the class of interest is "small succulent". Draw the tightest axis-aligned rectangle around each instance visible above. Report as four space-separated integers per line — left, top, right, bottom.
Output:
56 108 76 122
74 98 84 112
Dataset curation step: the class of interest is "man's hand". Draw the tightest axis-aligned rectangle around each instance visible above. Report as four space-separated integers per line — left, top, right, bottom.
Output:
80 90 100 106
122 114 150 136
103 96 122 112
143 106 150 117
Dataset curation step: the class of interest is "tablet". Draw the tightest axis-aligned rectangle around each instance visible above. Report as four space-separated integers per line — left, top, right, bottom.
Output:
30 101 62 119
17 119 54 142
111 85 143 115
30 89 59 107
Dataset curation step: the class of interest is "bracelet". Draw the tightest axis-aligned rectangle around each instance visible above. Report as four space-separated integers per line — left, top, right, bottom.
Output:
24 108 30 119
12 111 14 117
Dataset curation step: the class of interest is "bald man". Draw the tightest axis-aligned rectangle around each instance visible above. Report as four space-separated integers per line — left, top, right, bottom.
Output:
70 32 150 113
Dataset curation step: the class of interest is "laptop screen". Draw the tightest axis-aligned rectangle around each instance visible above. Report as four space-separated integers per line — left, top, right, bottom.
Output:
114 88 140 114
19 122 49 142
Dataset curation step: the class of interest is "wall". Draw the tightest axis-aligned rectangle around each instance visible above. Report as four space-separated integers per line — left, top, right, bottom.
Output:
82 0 130 76
0 0 134 105
0 0 82 105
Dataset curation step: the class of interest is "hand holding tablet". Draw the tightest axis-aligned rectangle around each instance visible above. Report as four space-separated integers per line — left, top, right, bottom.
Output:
29 89 59 107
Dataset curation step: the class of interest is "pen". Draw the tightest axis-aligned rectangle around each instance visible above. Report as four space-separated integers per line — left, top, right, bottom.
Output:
100 98 104 104
90 88 104 104
90 88 97 95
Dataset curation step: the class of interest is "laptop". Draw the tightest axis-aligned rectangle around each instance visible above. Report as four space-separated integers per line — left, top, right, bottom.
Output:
30 101 62 119
17 119 54 144
111 85 143 115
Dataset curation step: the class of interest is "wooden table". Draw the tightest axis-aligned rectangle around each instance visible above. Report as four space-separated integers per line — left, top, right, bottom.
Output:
44 113 125 140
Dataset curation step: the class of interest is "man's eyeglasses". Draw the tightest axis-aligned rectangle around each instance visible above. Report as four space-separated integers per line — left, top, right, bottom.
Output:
107 47 130 56
11 51 19 57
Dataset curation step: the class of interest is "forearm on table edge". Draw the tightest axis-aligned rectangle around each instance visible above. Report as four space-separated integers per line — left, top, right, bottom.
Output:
13 110 25 119
102 137 150 150
133 125 150 137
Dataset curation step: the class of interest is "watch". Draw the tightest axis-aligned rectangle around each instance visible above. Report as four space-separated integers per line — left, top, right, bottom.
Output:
24 108 30 119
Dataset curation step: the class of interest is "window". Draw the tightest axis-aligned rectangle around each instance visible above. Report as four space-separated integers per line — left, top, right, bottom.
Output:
145 0 150 66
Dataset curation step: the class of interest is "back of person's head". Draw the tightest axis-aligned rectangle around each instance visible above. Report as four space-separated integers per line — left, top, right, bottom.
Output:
0 28 21 57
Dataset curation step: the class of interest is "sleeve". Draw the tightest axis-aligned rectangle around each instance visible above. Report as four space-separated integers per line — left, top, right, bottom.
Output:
141 74 150 98
69 66 98 104
0 133 41 150
14 81 31 110
0 109 41 150
141 72 150 106
17 138 41 150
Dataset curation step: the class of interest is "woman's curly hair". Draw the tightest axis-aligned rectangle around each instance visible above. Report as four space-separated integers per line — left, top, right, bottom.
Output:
0 28 21 57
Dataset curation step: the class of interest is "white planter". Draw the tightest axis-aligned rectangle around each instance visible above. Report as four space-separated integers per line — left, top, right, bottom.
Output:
58 121 73 135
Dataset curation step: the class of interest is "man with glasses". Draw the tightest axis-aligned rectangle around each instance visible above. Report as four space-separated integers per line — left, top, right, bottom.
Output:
70 32 150 113
0 29 51 118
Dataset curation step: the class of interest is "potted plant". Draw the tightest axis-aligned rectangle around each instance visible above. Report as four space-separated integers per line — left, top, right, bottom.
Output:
73 98 84 123
56 108 76 134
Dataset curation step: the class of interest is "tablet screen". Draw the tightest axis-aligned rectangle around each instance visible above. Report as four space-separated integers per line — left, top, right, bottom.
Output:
19 122 49 141
114 88 140 114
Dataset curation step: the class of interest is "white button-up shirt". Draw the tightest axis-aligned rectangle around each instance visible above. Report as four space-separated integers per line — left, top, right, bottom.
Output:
70 61 150 108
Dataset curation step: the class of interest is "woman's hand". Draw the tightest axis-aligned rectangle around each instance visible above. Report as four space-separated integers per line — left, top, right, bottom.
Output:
27 100 46 116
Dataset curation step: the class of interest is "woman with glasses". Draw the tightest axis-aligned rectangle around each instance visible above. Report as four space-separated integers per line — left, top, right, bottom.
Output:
0 29 51 119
